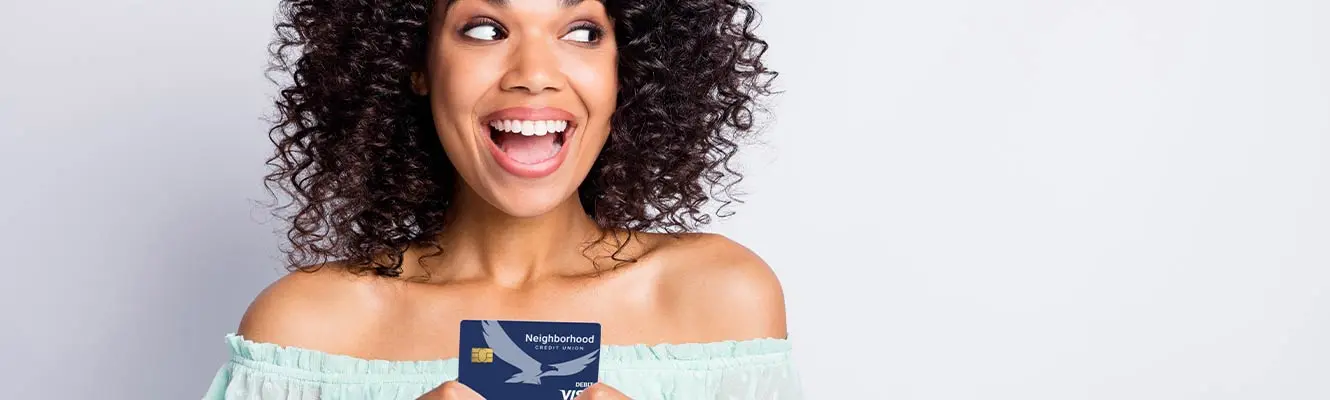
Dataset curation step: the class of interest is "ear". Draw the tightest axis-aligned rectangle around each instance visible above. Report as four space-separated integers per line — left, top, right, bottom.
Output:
410 71 429 96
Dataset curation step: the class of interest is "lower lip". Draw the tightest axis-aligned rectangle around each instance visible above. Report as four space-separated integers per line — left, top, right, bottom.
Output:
484 123 575 179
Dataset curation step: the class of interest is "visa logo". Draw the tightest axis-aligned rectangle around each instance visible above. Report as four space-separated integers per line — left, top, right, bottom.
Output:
560 389 583 399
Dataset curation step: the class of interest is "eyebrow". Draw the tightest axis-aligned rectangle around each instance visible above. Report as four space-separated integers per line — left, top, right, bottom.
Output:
482 0 588 7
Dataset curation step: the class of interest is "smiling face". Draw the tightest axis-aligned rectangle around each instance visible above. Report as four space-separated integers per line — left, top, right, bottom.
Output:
420 0 618 218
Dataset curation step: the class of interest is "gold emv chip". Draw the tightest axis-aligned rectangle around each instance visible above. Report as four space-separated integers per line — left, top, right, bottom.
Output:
470 347 493 363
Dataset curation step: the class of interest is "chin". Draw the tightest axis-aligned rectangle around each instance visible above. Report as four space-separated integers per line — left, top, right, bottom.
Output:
481 183 579 218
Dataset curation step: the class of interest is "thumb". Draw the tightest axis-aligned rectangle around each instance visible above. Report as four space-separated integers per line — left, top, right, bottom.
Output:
577 383 631 399
418 380 484 400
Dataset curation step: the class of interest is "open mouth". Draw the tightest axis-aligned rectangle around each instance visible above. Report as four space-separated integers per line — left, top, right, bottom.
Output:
486 119 572 165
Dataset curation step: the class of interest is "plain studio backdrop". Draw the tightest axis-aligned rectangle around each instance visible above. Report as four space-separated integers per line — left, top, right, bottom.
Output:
1 0 1327 399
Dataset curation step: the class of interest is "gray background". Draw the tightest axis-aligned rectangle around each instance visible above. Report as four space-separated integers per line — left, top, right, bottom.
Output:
1 0 1327 399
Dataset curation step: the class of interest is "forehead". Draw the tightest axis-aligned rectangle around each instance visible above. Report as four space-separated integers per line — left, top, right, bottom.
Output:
436 0 610 28
439 0 607 22
477 0 588 6
447 0 595 8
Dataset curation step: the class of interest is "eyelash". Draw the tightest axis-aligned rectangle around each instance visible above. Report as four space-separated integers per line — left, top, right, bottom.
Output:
460 17 507 41
566 21 605 44
457 18 605 44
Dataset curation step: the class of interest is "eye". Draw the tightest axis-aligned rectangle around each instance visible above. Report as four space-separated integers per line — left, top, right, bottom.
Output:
561 23 603 43
462 20 507 41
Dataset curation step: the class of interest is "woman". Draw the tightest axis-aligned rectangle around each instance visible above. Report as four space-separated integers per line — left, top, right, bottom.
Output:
204 0 799 398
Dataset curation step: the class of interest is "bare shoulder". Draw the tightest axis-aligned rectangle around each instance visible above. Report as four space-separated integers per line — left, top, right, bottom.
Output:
649 232 788 341
237 262 400 355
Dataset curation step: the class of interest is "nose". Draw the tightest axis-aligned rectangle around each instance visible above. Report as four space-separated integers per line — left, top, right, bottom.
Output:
499 36 565 94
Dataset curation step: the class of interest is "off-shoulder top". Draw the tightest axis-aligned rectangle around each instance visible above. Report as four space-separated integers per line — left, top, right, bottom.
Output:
203 334 803 399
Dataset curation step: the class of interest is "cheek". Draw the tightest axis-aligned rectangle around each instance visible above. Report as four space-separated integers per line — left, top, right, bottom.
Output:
564 55 618 121
429 48 505 171
434 50 505 125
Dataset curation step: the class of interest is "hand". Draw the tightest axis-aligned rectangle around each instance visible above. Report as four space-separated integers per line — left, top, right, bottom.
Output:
576 383 632 399
417 381 484 400
415 380 628 400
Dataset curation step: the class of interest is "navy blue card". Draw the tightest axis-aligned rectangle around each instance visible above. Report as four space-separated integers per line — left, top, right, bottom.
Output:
458 319 602 399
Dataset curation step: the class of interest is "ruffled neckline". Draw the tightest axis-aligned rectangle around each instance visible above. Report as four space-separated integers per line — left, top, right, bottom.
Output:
224 333 794 376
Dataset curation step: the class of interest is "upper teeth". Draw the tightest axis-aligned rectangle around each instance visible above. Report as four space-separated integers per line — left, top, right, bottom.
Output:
489 119 570 137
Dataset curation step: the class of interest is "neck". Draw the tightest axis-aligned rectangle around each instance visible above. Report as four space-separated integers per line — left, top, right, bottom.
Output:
421 184 609 286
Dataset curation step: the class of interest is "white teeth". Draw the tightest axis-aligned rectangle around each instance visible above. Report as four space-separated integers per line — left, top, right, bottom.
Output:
488 119 571 137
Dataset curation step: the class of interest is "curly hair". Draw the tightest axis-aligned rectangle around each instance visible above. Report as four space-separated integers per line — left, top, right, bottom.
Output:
262 0 778 277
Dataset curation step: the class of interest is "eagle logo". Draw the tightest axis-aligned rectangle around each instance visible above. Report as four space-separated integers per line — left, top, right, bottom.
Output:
480 320 600 385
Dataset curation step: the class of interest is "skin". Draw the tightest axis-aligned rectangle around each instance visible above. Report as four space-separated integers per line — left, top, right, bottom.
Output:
237 0 787 398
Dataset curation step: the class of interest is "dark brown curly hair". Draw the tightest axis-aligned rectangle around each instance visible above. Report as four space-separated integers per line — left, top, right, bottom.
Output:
262 0 778 277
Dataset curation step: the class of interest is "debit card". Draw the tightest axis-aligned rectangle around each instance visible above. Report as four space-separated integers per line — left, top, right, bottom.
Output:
458 319 602 399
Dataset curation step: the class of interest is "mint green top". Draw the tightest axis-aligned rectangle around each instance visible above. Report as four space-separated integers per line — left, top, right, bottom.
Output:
204 334 803 399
